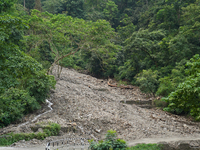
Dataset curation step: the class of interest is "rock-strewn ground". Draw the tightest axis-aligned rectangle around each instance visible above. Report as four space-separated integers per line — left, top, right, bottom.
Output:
1 67 200 149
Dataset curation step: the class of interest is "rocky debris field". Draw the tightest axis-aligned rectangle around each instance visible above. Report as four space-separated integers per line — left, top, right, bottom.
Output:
1 67 200 149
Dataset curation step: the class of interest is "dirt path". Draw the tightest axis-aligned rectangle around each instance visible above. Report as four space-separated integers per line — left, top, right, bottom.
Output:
1 67 200 149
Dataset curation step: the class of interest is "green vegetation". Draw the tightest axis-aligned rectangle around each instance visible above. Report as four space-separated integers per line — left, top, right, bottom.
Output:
89 130 161 150
1 0 200 127
163 54 200 120
128 143 161 150
135 69 159 96
0 1 55 128
0 123 60 146
89 130 127 150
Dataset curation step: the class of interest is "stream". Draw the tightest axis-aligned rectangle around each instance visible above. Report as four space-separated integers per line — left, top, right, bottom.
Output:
17 99 53 128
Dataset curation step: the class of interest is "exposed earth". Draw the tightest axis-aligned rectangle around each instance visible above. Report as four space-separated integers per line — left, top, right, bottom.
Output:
1 67 200 149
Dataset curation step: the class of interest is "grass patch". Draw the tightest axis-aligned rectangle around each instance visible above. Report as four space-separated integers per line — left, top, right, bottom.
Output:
0 123 60 146
128 143 162 150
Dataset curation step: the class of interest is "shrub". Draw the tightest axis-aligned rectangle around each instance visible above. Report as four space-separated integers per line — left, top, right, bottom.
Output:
135 69 159 96
43 123 61 136
89 130 127 150
156 62 186 97
163 74 200 119
0 88 40 127
163 54 200 120
156 76 175 97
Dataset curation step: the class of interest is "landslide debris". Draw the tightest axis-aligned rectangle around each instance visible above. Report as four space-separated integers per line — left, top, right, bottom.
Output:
1 67 200 148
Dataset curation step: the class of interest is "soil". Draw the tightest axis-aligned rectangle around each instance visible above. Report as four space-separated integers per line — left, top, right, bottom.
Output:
1 66 200 149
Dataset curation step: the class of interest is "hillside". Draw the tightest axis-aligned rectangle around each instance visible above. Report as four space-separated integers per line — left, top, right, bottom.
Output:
1 67 200 149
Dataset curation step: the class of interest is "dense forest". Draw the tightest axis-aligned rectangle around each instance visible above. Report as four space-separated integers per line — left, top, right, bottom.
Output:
0 0 200 127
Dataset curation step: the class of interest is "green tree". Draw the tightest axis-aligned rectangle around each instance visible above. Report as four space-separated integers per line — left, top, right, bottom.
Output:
24 10 118 77
34 0 42 11
0 0 55 127
163 54 200 120
103 0 118 25
58 0 85 18
119 29 165 82
156 60 187 96
42 0 62 14
0 0 16 13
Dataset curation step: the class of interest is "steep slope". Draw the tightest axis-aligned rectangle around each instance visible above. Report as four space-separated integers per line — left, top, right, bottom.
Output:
1 67 200 148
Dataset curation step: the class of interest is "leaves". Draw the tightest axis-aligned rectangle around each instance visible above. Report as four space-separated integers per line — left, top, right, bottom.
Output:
0 6 56 128
89 130 127 150
135 69 159 96
163 55 200 120
24 11 118 77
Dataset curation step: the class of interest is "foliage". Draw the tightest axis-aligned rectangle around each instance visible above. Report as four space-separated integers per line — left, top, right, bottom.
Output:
34 0 42 11
163 54 200 120
23 10 119 77
0 88 40 127
0 48 55 127
0 0 16 13
117 14 136 41
119 29 165 82
156 60 187 96
103 0 118 25
42 0 62 14
60 0 85 18
135 69 159 96
89 130 127 150
0 2 56 128
127 143 161 150
17 0 35 10
0 123 61 146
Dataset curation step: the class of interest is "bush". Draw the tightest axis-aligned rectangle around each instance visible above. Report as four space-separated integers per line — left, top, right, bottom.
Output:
156 76 175 97
89 130 127 150
163 54 200 120
135 69 159 96
163 74 200 119
0 88 40 127
156 61 186 96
